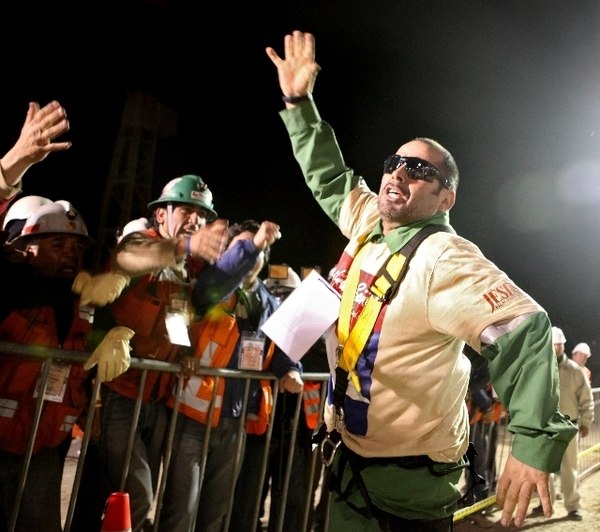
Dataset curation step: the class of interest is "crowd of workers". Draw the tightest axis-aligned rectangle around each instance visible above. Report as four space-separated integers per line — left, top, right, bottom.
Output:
0 27 595 532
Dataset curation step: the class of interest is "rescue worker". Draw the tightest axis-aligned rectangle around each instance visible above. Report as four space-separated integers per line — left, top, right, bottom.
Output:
0 201 105 531
533 327 595 521
571 342 592 384
83 174 229 532
157 219 301 532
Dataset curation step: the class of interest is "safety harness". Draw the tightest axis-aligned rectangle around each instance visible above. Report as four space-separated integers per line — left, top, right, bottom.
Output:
334 224 453 413
316 224 485 524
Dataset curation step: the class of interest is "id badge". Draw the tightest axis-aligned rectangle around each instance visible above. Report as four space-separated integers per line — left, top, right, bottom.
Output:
166 311 191 346
239 331 266 371
34 361 71 403
166 296 191 346
169 296 190 326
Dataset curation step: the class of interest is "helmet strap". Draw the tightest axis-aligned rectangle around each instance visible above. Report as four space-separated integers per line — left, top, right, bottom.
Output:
166 203 175 238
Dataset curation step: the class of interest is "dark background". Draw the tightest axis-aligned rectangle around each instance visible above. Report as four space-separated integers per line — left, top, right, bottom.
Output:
2 1 600 383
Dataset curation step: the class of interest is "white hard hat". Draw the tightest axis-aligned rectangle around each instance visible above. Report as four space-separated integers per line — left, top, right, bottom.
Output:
572 342 591 358
3 195 53 243
3 195 53 229
117 217 149 243
12 201 93 247
552 326 566 344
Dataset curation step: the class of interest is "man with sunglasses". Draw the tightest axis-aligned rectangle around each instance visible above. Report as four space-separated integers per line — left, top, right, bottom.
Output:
265 31 576 531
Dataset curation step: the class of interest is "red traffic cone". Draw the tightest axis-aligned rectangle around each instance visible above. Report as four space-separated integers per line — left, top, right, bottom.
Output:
101 491 132 532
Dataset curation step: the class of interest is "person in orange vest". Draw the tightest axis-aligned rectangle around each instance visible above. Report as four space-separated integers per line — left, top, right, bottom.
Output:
77 175 229 532
461 344 506 505
156 219 301 532
466 386 505 502
0 200 99 532
0 100 81 532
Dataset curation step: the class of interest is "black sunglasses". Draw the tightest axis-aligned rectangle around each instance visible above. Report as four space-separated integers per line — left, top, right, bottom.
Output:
383 154 452 189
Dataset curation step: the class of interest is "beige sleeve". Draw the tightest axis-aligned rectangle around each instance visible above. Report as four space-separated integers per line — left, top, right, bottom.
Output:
0 165 22 201
111 233 180 277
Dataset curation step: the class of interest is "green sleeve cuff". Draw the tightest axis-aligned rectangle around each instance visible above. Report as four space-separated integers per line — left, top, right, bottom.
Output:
279 98 322 134
511 414 577 473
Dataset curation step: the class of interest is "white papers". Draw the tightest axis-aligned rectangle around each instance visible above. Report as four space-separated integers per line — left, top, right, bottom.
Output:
261 270 341 362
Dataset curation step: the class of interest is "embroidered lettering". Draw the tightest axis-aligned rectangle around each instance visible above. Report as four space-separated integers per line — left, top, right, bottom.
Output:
483 283 520 311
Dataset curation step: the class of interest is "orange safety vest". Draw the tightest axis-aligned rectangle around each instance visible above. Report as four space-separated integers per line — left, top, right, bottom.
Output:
301 381 322 430
107 257 189 402
468 390 505 425
173 291 279 436
171 299 239 427
244 341 276 435
0 303 90 455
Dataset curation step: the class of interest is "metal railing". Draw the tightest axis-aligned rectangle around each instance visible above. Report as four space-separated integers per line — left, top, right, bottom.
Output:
2 341 599 531
454 388 600 522
1 342 329 532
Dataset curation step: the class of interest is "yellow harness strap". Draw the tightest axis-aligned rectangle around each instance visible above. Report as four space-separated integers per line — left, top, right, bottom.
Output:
336 225 453 394
338 245 407 392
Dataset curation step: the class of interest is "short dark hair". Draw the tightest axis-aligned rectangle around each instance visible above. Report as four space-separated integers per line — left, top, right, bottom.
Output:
413 137 460 191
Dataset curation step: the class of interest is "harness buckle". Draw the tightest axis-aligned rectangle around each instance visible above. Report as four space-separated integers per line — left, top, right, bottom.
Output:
320 432 342 467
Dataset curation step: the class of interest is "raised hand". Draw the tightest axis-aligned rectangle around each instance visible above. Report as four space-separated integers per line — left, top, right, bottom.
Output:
0 101 71 188
253 221 282 251
265 30 321 100
188 218 229 264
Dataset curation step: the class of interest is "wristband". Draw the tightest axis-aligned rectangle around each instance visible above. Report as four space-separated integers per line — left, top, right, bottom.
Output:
185 235 192 258
281 93 312 104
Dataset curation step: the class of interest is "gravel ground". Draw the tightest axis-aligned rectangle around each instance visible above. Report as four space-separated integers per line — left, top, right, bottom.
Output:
454 468 600 531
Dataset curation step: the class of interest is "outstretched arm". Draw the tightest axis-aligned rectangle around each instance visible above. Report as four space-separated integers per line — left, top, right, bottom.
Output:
265 30 321 106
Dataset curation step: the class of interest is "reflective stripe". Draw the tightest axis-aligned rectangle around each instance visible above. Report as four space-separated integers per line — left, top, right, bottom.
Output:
0 398 17 418
302 382 322 429
176 376 225 427
59 414 78 433
199 340 219 366
178 376 224 411
245 379 273 435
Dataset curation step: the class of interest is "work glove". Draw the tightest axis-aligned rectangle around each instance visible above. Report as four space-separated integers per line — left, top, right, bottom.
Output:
84 326 135 382
72 271 130 306
72 271 92 295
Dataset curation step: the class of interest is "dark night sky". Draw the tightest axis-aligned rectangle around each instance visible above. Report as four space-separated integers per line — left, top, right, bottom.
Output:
2 1 600 382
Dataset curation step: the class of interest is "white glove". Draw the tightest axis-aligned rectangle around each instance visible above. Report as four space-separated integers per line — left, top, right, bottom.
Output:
72 271 130 306
84 326 135 382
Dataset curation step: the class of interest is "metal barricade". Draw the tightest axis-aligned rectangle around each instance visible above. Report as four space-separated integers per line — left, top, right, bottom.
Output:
3 340 599 531
0 341 329 532
454 387 600 523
